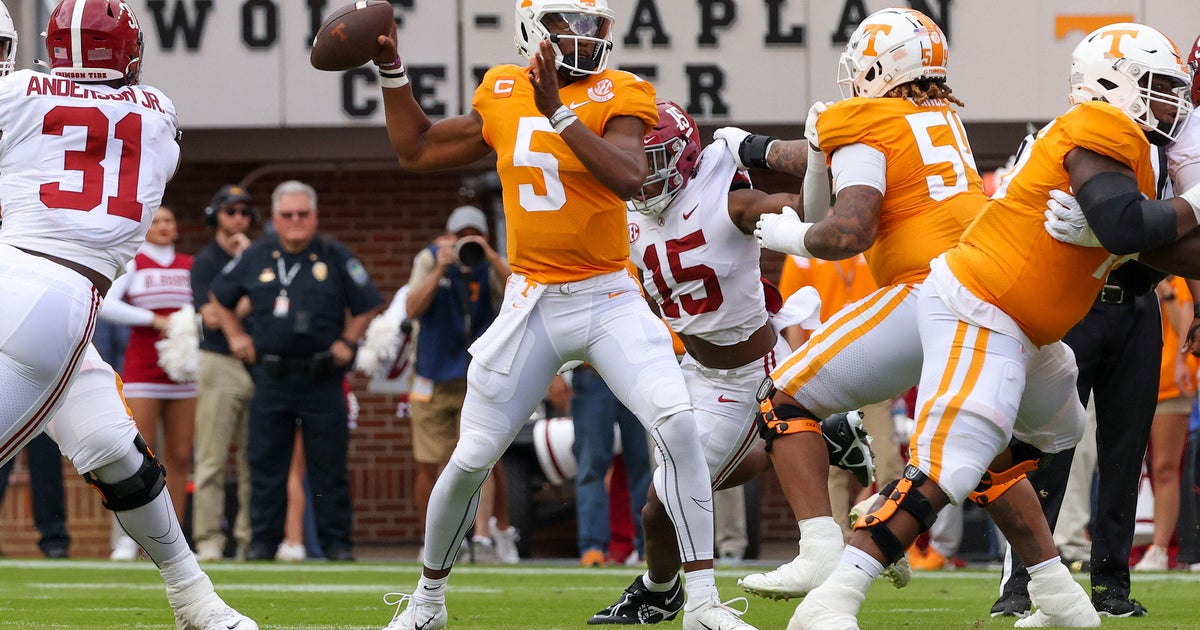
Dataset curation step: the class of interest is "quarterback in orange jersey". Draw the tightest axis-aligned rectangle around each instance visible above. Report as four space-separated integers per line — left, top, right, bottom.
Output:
371 3 724 629
787 21 1200 630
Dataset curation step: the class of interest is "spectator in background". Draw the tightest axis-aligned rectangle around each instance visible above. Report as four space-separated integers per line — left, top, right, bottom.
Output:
570 364 652 567
191 185 257 562
406 205 518 563
210 180 382 562
100 206 196 560
0 433 70 558
1133 276 1198 570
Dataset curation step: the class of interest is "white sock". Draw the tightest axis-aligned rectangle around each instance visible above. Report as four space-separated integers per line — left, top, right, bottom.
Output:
841 545 884 579
642 571 678 592
415 575 449 603
159 548 205 593
1027 556 1061 576
682 568 716 610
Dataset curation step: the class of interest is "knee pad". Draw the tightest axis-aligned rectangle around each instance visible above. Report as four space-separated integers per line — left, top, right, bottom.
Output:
754 377 820 452
852 465 938 564
82 435 166 512
967 441 1053 507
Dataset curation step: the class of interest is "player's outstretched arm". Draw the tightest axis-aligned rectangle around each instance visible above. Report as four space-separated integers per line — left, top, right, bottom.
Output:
728 189 800 236
374 34 491 171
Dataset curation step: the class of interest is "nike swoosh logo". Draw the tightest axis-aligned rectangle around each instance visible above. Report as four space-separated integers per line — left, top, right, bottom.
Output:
569 100 590 109
717 395 739 403
665 590 680 605
225 622 242 630
608 291 630 299
422 585 437 590
682 205 699 220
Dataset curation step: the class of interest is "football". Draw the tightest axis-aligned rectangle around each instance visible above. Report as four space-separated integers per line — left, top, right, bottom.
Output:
310 0 395 71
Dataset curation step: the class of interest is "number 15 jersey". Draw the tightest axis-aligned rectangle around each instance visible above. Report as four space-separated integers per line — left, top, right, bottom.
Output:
0 69 180 282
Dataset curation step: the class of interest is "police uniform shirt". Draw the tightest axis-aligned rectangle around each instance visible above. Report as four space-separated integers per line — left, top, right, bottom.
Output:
211 235 382 357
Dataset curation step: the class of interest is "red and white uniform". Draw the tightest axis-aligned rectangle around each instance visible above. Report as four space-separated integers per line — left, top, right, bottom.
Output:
1168 116 1200 190
101 243 195 398
629 141 790 487
0 68 179 465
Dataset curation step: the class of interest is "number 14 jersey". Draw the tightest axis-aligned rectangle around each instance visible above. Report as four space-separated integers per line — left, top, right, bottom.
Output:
0 69 180 282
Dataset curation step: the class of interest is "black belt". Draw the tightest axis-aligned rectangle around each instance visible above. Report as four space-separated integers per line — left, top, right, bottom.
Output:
1097 285 1134 304
260 351 335 379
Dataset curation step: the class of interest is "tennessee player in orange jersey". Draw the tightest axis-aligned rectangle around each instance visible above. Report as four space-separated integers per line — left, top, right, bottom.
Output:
785 21 1200 630
370 3 727 629
716 10 1092 622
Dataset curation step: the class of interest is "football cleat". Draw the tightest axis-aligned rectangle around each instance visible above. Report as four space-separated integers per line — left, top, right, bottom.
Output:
786 580 864 630
821 411 875 487
682 595 756 630
1093 595 1148 618
990 591 1032 618
489 516 521 565
1016 565 1100 628
588 575 683 624
383 592 448 630
738 542 840 600
170 575 259 630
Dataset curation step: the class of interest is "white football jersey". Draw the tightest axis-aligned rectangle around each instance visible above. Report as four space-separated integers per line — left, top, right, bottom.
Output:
1168 115 1200 190
0 69 180 281
628 142 767 345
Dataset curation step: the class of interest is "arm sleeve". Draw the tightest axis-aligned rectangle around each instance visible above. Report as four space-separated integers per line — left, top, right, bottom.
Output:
830 143 887 195
802 147 831 222
99 263 155 326
1077 171 1179 255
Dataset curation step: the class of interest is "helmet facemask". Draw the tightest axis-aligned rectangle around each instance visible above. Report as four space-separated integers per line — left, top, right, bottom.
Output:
629 138 689 216
515 1 615 78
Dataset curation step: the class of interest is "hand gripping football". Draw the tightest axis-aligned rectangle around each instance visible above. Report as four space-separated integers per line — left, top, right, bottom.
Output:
310 0 395 71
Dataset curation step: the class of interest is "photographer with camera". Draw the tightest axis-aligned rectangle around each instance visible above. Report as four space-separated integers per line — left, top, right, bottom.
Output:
405 205 519 563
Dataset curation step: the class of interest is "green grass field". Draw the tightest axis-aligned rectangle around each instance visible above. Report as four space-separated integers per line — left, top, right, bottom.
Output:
1 559 1198 629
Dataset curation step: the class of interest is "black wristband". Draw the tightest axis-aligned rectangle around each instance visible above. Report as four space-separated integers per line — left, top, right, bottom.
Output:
738 134 778 169
339 337 359 350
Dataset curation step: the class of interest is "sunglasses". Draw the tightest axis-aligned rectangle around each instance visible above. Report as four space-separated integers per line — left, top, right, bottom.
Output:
222 207 254 217
276 209 314 221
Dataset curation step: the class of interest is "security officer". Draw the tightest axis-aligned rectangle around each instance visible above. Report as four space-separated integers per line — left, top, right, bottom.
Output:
210 180 382 562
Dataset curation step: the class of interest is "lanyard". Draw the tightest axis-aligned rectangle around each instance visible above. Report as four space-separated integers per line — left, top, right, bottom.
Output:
277 257 302 296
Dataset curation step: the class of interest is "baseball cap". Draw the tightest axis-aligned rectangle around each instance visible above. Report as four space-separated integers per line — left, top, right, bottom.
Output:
446 205 489 235
210 184 253 210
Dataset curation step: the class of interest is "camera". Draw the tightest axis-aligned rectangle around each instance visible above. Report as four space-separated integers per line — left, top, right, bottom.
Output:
455 238 485 268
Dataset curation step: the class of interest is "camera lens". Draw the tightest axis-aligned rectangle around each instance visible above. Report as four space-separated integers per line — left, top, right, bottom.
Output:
456 239 485 267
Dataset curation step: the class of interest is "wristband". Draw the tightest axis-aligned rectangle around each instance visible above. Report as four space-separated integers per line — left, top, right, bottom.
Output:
548 105 578 134
738 134 778 169
379 63 409 89
1193 303 1200 318
339 337 359 351
1180 184 1200 224
375 56 403 70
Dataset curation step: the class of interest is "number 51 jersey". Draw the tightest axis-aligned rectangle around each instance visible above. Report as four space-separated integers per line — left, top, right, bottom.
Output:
0 69 180 282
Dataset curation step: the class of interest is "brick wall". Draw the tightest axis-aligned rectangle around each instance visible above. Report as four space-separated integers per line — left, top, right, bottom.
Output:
0 157 803 558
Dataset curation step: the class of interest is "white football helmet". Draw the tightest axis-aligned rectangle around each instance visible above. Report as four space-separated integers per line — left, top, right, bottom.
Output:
837 8 948 99
1068 23 1192 145
0 0 17 77
515 0 614 77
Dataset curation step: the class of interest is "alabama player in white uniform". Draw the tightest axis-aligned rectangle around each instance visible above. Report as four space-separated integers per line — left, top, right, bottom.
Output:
0 2 256 628
588 101 873 628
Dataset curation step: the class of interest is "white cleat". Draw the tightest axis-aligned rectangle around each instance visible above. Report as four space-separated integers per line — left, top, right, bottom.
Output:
383 593 448 630
738 545 840 600
1015 566 1100 628
489 516 521 565
682 595 757 630
172 579 258 630
787 582 863 630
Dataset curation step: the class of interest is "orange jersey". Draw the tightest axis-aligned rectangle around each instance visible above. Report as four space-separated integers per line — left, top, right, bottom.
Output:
1159 276 1198 400
473 66 657 284
777 255 877 321
818 97 984 286
946 102 1159 346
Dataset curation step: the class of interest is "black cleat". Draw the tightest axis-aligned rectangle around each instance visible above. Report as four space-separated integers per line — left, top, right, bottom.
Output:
822 410 875 487
588 576 683 625
989 591 1031 618
1094 595 1147 618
